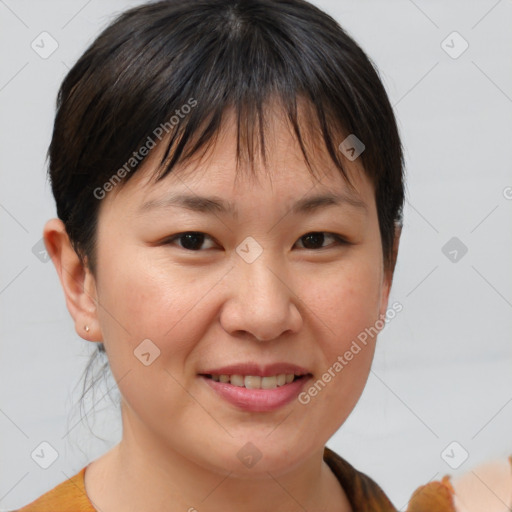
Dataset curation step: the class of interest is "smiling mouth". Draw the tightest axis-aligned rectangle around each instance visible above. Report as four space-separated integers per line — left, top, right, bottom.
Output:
200 373 310 390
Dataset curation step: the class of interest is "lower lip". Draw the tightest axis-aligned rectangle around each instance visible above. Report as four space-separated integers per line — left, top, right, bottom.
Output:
200 375 311 412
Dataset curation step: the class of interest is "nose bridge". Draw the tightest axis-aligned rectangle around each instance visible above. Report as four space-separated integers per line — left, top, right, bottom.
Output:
241 250 285 307
221 244 302 342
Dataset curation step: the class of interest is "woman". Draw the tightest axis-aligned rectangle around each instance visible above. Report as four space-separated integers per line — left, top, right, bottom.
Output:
16 0 413 510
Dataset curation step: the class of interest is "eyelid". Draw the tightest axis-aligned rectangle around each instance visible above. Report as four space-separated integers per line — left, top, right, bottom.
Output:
162 232 218 249
161 231 350 251
294 232 350 249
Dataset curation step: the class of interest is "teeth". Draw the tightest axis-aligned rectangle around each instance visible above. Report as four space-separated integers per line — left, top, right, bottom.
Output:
210 373 302 389
245 376 261 389
231 374 245 387
261 376 277 389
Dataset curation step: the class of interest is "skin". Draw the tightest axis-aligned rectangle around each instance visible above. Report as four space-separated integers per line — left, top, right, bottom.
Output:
44 106 400 512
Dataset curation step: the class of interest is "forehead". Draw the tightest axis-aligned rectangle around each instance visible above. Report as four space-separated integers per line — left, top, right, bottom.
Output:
103 106 375 218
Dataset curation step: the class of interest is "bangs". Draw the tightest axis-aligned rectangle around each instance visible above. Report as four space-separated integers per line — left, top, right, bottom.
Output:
149 93 353 190
53 0 384 201
99 0 370 190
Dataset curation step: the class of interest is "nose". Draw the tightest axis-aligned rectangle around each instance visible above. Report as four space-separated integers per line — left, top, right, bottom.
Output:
219 255 303 342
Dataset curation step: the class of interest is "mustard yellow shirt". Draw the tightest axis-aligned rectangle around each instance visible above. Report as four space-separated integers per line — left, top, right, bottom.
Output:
13 446 460 511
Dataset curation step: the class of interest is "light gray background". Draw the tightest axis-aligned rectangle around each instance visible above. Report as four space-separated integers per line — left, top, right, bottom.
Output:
1 1 511 510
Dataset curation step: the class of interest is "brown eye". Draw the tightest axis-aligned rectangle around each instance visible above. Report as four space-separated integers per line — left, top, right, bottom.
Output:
295 232 347 250
164 232 216 251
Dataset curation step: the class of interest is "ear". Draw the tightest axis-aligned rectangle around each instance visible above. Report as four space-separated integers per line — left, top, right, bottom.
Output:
378 223 402 319
43 218 103 342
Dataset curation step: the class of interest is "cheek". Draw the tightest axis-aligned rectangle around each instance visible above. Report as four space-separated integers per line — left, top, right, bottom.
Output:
93 252 219 432
303 256 383 345
95 248 217 361
296 257 383 423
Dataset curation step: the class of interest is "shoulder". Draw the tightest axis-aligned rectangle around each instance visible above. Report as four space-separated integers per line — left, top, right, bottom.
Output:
323 448 512 511
323 446 398 511
13 466 96 512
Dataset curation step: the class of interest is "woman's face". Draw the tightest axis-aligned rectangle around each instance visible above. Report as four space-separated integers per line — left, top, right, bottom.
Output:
89 109 394 477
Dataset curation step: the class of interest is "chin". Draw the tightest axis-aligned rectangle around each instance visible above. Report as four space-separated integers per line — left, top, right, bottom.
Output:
199 437 316 479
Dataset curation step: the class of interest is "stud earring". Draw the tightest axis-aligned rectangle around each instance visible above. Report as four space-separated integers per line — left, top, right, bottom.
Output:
84 325 90 332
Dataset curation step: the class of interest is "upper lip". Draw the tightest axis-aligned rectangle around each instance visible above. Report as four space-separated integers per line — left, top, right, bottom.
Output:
199 363 311 377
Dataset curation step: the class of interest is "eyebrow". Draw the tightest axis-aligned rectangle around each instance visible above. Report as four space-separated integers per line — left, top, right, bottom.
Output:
138 191 367 217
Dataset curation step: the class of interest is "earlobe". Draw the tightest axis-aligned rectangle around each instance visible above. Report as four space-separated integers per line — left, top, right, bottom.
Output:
43 218 102 342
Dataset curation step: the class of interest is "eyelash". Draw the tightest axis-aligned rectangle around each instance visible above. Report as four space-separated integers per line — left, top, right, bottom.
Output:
162 231 349 252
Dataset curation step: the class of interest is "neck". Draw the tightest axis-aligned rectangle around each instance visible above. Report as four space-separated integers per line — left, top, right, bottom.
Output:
86 413 352 512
